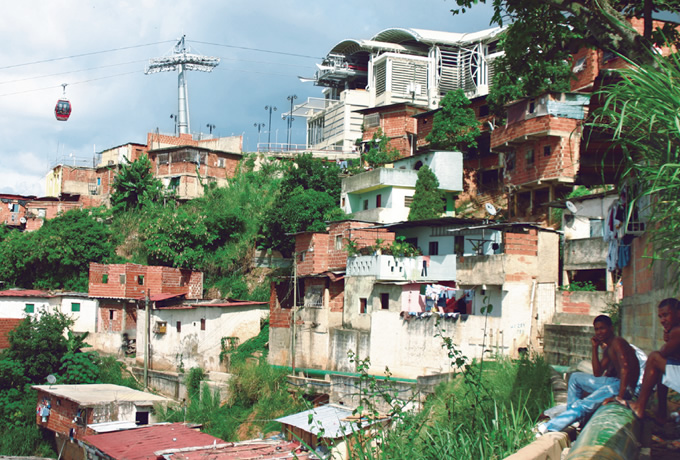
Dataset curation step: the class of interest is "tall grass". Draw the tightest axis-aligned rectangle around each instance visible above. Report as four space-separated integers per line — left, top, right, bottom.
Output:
338 355 553 460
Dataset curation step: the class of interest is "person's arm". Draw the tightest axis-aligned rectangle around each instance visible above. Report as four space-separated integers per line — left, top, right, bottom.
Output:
592 336 608 377
610 340 633 399
659 328 680 358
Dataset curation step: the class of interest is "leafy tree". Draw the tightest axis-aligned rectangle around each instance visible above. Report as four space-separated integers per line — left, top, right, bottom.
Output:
2 311 72 384
408 165 446 221
111 154 163 211
426 89 481 151
450 0 680 110
362 128 401 168
0 207 115 290
263 155 345 256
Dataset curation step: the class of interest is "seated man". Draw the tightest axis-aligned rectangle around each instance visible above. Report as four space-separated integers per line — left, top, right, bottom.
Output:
617 298 680 422
537 315 641 434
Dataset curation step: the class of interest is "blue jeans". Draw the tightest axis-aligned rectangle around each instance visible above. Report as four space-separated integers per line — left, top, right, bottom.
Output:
544 372 620 432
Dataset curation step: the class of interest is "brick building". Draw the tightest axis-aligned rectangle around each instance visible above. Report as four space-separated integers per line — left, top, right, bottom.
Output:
0 194 32 229
87 263 203 354
33 384 170 460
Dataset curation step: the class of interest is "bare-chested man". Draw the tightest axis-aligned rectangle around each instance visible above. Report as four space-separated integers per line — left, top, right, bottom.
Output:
618 298 680 422
537 315 643 433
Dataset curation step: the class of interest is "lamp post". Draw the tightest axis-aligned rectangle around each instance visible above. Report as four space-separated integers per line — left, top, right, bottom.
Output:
170 114 178 136
206 123 215 135
265 105 277 149
254 122 265 146
283 94 297 151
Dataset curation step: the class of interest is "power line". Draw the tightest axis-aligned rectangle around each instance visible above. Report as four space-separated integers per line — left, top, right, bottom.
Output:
0 40 174 71
190 40 322 60
0 59 148 86
0 71 139 97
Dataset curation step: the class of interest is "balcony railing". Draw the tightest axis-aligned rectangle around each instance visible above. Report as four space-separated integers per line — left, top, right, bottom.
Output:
346 254 456 282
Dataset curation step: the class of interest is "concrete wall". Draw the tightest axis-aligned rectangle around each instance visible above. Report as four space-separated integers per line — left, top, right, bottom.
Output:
556 290 615 318
543 324 593 366
136 305 268 372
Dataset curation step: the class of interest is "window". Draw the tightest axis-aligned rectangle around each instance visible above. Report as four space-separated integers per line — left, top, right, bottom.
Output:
543 145 551 156
169 177 180 190
71 302 80 312
525 149 534 167
135 410 149 426
218 158 226 168
176 321 182 333
200 318 206 331
341 197 346 208
102 274 108 284
363 199 369 211
119 274 126 284
97 177 102 186
380 293 389 310
37 208 46 218
404 196 414 208
25 303 34 313
429 241 439 256
376 194 382 208
109 310 115 320
505 151 515 171
364 113 380 128
138 275 144 286
360 298 367 314
455 236 465 256
590 219 604 238
528 99 536 114
335 235 344 250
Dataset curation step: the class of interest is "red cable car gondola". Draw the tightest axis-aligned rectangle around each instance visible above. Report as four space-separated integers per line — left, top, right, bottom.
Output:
55 83 71 121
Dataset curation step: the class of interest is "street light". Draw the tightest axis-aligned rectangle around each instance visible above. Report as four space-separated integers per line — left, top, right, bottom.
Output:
206 123 216 135
265 105 277 149
254 122 265 146
170 114 178 136
283 94 297 151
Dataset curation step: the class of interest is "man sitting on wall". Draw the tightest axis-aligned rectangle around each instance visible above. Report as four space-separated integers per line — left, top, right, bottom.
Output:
536 315 643 434
612 298 680 423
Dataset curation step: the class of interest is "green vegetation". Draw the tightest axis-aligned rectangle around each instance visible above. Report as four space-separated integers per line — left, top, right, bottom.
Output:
591 50 680 286
0 311 139 456
408 165 445 221
111 154 163 211
425 89 480 151
560 281 597 292
362 128 401 168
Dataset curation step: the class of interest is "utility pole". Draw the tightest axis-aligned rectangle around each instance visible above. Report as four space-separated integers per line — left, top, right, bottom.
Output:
254 122 265 147
144 289 150 390
291 252 297 374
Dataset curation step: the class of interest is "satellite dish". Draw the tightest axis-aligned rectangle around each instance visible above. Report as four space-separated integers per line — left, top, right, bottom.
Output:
19 217 27 224
565 201 578 214
485 203 497 216
47 374 57 387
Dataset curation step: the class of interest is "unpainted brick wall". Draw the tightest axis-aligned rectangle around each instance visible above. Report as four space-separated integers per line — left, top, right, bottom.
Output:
0 318 23 348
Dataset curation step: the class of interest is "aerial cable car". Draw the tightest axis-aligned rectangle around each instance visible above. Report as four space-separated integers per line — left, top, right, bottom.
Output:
55 83 71 121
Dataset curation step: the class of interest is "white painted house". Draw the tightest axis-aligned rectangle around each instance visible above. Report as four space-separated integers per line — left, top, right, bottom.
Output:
137 299 269 373
341 151 464 223
0 289 98 348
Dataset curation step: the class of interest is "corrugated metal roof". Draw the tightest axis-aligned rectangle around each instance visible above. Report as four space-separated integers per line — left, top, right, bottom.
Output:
275 404 386 439
0 289 51 298
32 384 171 407
82 423 224 460
158 439 311 459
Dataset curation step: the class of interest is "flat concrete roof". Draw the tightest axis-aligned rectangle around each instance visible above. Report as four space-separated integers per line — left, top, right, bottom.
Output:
32 384 171 407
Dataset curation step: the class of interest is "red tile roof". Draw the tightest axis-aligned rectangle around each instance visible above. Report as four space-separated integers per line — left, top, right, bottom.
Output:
82 423 224 460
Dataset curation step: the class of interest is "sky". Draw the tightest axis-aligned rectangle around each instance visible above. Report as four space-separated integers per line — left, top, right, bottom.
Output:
0 0 494 196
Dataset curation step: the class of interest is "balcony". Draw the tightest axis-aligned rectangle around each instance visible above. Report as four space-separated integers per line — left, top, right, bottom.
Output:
563 237 607 270
343 168 417 194
346 254 456 282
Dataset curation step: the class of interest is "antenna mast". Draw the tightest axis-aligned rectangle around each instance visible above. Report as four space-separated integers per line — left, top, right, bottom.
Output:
145 35 219 135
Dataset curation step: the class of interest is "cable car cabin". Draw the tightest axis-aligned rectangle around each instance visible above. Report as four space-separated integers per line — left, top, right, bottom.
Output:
55 99 71 121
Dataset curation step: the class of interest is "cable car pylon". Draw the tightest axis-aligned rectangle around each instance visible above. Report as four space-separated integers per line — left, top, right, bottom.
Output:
145 35 219 135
